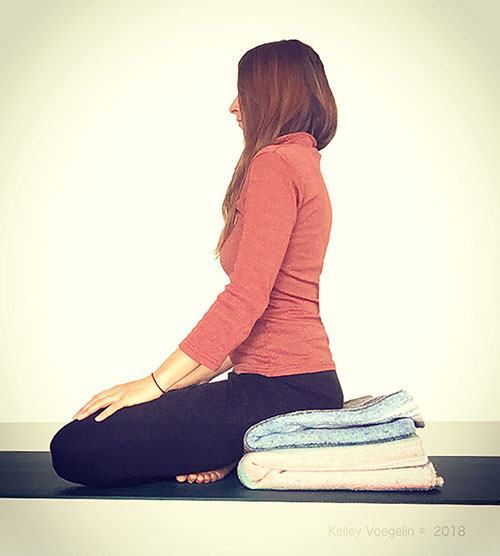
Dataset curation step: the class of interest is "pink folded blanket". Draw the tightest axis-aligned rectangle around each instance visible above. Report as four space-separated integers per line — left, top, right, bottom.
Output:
237 434 445 491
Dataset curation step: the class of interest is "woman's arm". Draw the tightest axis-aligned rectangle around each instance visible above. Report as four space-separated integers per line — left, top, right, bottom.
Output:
177 152 297 371
167 354 233 391
152 350 233 393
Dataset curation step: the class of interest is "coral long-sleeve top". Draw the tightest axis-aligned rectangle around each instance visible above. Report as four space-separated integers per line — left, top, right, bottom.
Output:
178 131 336 377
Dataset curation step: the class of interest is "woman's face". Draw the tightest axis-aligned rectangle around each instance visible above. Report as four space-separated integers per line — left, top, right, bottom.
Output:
229 95 243 129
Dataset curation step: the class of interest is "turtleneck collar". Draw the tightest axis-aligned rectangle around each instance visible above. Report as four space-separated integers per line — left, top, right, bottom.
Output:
272 131 317 149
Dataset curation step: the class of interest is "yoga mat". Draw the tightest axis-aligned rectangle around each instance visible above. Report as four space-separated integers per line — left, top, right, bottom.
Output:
0 452 498 505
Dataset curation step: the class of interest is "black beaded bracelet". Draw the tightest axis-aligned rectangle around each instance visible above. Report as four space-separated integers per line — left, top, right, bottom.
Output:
151 372 167 394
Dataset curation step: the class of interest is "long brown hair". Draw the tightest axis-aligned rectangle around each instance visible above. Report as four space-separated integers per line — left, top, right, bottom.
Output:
213 39 338 259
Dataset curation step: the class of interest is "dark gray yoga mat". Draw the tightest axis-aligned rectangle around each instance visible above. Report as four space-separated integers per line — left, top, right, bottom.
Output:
1 452 499 504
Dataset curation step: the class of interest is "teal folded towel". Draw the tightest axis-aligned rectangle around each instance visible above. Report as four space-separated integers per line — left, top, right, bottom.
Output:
243 390 424 453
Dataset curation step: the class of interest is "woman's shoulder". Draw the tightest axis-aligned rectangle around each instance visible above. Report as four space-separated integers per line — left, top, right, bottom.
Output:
254 135 317 167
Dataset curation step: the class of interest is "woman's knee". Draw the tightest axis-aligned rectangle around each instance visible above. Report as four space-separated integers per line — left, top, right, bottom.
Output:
49 420 110 487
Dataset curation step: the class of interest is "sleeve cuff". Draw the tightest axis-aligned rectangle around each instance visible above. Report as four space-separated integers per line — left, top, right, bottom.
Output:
178 340 221 372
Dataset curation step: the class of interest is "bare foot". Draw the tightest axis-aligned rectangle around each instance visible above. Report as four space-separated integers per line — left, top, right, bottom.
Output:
176 460 238 484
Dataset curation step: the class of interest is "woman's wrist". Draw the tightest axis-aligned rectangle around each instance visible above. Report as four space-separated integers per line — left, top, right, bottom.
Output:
151 372 167 393
152 353 233 393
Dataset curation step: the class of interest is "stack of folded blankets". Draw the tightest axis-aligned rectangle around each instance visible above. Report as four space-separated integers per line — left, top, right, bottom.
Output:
237 390 444 491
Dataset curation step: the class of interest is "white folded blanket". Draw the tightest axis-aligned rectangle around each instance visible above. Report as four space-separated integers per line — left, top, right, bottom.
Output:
237 434 444 491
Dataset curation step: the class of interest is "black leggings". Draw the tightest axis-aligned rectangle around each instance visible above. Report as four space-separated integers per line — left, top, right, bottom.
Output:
50 369 343 488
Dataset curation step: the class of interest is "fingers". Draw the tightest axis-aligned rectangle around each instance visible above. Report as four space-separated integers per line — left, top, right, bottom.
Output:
73 396 101 420
94 404 121 422
73 395 106 420
73 391 124 422
73 388 113 420
73 400 122 422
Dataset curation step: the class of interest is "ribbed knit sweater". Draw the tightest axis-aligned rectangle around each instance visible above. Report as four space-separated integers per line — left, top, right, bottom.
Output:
178 131 336 377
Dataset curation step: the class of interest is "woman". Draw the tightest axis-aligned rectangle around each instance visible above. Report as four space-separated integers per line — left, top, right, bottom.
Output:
50 38 344 488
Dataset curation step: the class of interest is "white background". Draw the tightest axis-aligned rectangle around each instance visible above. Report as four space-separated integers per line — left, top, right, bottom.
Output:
0 0 499 422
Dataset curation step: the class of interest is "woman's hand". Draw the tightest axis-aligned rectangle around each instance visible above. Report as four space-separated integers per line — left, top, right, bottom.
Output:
72 375 163 422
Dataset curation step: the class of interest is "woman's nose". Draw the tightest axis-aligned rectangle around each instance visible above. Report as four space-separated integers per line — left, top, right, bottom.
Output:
229 96 239 115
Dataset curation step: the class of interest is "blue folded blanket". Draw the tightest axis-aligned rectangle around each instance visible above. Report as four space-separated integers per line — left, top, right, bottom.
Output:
243 390 424 453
